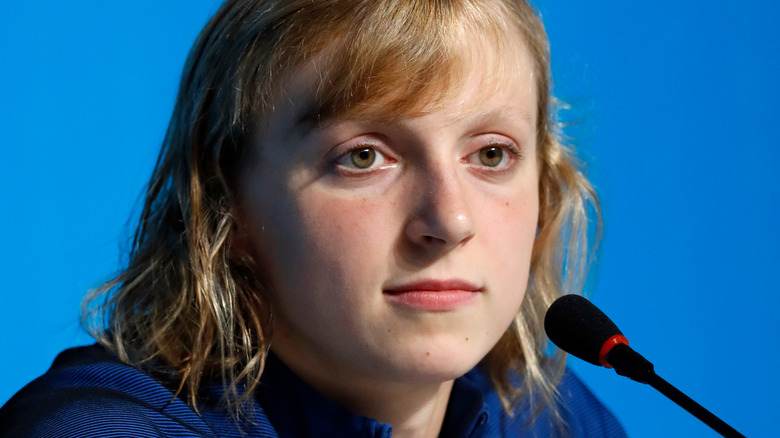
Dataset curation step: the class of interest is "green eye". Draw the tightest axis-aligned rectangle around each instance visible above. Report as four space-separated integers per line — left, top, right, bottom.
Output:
350 148 376 169
479 146 504 167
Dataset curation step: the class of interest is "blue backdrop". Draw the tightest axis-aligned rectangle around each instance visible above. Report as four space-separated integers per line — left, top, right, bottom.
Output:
1 1 777 436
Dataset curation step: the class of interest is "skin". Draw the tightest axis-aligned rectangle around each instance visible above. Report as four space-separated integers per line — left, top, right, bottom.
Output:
237 37 539 438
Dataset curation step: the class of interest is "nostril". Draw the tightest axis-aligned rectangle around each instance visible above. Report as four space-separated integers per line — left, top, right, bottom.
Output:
422 235 444 244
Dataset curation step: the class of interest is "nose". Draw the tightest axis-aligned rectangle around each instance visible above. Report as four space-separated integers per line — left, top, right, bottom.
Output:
404 162 475 250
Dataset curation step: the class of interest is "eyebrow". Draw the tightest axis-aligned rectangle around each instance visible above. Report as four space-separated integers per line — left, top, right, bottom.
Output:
472 108 533 125
457 108 535 136
291 100 324 131
289 100 537 144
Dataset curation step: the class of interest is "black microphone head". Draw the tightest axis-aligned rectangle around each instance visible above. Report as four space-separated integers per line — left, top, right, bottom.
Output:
544 294 623 366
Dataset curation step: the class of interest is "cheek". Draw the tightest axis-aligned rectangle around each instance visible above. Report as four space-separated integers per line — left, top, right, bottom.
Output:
260 191 395 304
488 190 539 301
490 179 539 244
300 194 391 262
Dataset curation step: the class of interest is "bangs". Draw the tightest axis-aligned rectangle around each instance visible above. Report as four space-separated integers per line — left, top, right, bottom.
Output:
264 0 525 123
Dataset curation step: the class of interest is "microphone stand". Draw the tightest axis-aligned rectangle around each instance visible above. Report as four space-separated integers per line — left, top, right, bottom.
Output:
606 344 745 438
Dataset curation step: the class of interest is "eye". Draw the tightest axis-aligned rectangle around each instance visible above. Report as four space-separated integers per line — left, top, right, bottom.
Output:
478 146 504 167
350 148 376 169
467 144 517 168
336 146 388 170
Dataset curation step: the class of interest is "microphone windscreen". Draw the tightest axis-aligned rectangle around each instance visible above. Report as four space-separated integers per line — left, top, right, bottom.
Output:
544 294 623 366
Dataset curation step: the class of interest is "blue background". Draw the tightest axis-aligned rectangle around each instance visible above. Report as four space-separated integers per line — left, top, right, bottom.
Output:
1 1 777 436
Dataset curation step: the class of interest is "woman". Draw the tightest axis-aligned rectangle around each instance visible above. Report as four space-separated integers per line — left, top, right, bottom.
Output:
0 0 625 436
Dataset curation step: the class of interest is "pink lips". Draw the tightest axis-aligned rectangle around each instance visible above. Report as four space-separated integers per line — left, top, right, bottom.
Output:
384 279 481 311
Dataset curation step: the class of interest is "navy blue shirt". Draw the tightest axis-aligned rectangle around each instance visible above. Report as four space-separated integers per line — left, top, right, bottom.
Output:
0 345 626 437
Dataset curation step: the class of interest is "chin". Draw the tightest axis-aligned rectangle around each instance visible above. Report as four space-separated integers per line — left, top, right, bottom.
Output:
378 336 494 383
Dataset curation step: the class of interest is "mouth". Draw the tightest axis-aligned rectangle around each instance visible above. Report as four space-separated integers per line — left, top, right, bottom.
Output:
383 279 482 311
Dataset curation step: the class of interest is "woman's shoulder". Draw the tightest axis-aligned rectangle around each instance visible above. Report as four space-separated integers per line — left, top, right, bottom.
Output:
0 344 216 438
461 366 628 437
553 369 628 437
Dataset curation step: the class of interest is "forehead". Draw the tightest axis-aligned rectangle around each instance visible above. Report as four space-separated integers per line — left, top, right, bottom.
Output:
246 0 538 125
268 28 537 132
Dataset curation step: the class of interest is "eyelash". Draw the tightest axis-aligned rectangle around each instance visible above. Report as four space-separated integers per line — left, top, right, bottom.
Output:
465 141 523 171
331 138 524 175
333 143 394 173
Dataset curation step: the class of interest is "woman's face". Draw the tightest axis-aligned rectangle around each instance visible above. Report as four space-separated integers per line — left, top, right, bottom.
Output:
237 38 539 391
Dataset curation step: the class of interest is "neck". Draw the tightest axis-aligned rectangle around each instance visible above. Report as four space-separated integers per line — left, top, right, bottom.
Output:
339 379 454 438
272 349 455 438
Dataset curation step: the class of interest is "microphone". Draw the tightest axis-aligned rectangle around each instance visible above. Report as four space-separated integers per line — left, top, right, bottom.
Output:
544 294 745 438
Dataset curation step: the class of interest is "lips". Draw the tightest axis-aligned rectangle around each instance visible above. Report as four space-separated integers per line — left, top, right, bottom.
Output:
385 279 481 293
383 279 482 311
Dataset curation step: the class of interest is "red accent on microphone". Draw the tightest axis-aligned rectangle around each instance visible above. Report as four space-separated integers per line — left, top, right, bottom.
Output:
599 334 629 368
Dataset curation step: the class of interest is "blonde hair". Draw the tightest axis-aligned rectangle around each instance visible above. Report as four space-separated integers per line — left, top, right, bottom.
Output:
83 0 598 421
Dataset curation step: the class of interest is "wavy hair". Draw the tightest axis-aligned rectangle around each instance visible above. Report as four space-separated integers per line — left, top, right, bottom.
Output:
83 0 599 420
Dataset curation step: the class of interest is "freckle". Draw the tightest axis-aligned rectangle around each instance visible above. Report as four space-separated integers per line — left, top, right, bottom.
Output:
505 202 509 207
465 337 469 341
426 352 431 356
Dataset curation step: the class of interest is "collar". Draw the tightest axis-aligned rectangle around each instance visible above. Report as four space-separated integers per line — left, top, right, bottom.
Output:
257 354 490 438
441 369 490 438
